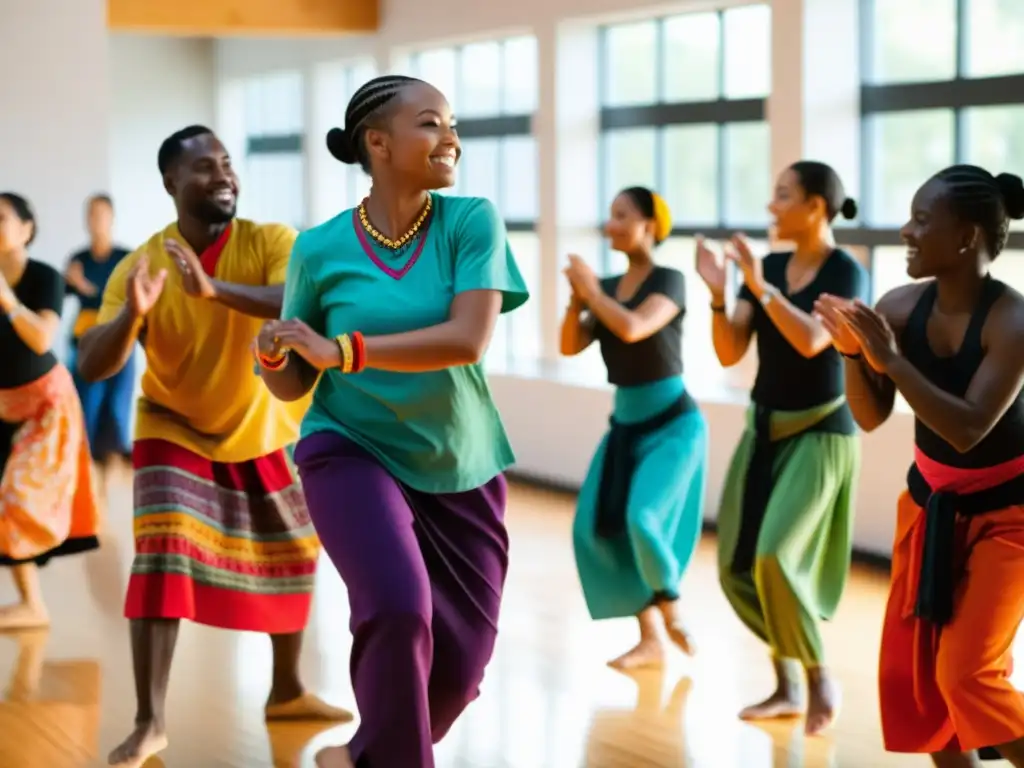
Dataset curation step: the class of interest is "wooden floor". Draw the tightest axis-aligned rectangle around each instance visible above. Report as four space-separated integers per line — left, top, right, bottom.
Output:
0 474 936 768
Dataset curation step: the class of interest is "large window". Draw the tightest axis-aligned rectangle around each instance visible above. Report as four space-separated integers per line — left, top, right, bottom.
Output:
319 59 379 216
242 71 306 229
597 5 772 394
408 37 540 369
859 0 1024 304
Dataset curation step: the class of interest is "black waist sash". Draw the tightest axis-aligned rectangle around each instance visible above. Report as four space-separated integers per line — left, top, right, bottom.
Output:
594 392 696 539
906 463 1024 626
730 403 851 575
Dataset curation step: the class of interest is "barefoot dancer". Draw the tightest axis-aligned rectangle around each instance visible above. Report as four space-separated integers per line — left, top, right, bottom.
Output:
76 126 349 768
695 161 866 735
256 75 528 768
0 192 100 631
561 187 707 670
817 165 1024 767
65 194 134 476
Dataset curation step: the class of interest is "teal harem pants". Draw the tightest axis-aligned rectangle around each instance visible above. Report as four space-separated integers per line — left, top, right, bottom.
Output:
716 398 860 667
573 376 709 619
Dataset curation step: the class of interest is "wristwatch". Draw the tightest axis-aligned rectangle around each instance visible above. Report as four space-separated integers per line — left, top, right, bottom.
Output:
759 286 778 307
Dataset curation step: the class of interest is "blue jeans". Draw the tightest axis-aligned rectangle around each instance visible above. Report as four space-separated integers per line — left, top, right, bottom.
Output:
68 344 136 458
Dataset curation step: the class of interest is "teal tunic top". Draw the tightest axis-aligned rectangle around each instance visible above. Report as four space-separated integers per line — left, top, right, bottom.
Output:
282 194 529 494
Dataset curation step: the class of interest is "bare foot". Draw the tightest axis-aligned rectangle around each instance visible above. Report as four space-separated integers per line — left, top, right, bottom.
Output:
0 603 50 632
265 692 353 722
316 745 355 768
805 668 840 735
657 600 696 656
739 690 805 721
608 638 666 670
108 721 168 767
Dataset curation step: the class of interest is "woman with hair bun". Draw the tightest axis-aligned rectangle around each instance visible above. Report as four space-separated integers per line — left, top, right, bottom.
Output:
817 165 1024 766
561 186 708 670
255 75 528 768
695 161 867 735
0 192 99 631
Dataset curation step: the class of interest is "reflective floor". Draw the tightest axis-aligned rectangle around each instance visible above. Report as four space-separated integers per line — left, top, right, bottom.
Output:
0 473 930 767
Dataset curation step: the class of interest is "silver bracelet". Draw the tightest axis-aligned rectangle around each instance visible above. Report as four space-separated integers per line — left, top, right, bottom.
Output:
7 303 25 321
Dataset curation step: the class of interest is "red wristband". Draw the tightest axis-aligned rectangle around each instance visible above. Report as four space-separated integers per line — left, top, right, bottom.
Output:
350 331 366 373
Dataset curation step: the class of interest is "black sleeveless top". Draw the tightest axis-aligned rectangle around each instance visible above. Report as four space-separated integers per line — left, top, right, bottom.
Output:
740 249 867 411
901 277 1024 468
593 266 686 387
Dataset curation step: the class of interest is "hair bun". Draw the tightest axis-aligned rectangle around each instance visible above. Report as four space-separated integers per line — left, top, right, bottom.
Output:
839 197 858 220
996 173 1024 220
326 127 357 165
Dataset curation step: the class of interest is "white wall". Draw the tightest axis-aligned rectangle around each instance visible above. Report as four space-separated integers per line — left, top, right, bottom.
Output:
1 0 109 270
212 0 912 559
107 35 217 250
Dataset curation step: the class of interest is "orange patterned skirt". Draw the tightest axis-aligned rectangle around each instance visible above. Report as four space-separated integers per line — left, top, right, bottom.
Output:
0 365 100 565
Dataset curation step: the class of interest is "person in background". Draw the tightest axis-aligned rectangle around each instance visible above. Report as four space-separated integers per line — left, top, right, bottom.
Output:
76 126 349 768
256 74 528 768
65 194 134 481
695 161 866 735
561 186 707 670
0 192 100 631
817 165 1024 767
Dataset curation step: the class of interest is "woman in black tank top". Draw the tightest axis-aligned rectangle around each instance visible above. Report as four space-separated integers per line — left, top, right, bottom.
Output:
561 187 708 670
696 161 867 736
817 165 1024 766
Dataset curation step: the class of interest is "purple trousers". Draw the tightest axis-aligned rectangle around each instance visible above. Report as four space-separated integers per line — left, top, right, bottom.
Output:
294 431 509 768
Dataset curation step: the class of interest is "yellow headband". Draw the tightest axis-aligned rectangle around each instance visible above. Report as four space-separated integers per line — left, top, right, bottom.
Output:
650 192 672 244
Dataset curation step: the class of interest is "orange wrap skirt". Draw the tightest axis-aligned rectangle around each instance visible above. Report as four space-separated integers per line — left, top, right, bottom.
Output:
879 450 1024 754
0 365 100 566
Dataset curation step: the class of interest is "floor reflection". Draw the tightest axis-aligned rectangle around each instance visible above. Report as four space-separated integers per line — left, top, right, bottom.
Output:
0 629 100 767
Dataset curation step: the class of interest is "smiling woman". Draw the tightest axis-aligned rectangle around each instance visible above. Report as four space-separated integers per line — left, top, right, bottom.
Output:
254 75 529 768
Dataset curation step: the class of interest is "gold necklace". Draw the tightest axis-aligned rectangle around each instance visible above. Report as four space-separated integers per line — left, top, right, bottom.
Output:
358 195 432 250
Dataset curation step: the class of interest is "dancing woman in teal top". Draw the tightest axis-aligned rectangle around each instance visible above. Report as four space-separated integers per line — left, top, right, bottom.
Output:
256 76 528 768
561 187 708 670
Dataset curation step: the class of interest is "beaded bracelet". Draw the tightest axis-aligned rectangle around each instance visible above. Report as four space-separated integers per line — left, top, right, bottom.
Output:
335 331 366 374
258 351 288 370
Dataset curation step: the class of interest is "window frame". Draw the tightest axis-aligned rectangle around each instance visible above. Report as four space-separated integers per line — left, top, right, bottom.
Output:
856 0 1024 301
595 8 771 272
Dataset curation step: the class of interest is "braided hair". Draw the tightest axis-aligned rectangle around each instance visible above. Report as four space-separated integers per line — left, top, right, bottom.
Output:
931 165 1024 259
326 75 424 173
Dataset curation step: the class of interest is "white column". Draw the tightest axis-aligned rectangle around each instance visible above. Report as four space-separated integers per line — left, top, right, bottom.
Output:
2 0 109 267
535 21 560 361
768 0 861 198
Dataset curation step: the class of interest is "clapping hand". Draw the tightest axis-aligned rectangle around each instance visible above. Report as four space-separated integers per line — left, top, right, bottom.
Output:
563 255 600 303
254 319 341 371
165 238 217 299
813 294 862 357
66 260 98 297
723 234 766 297
125 253 167 318
695 236 726 297
834 300 898 373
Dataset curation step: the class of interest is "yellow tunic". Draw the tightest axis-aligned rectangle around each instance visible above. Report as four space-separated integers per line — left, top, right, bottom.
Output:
97 219 309 463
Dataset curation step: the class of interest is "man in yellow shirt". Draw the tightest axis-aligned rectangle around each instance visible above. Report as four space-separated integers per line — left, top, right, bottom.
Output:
77 125 350 768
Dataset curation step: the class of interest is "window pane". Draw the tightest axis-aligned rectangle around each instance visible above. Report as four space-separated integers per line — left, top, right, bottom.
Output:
990 250 1024 293
601 129 657 207
502 36 538 114
962 105 1024 231
723 122 771 227
662 124 718 226
500 136 537 222
415 48 458 110
458 42 501 117
867 110 955 227
458 138 500 201
965 0 1024 77
868 0 957 83
345 61 378 101
506 232 541 361
602 22 657 106
662 12 720 102
723 4 771 98
870 245 919 306
244 153 305 229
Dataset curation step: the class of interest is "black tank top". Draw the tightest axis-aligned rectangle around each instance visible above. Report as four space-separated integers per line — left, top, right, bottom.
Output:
901 277 1024 468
